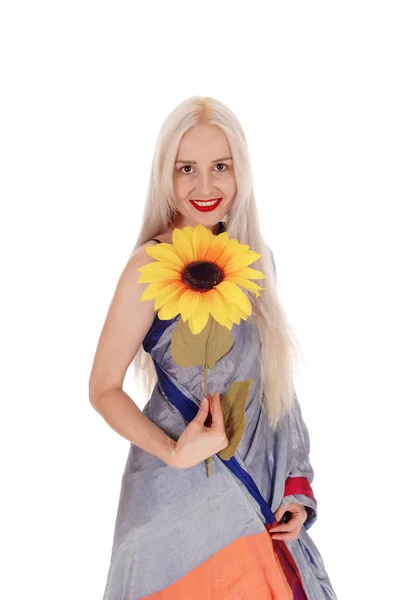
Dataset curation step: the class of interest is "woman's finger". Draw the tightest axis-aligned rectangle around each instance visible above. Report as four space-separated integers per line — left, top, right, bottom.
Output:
194 396 209 426
208 392 224 428
269 518 301 534
270 526 301 541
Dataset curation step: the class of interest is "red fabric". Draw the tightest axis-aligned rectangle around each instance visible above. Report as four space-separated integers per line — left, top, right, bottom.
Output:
272 539 308 600
284 477 317 504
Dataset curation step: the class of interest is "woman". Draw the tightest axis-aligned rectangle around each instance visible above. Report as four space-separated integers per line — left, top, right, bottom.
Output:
89 96 337 599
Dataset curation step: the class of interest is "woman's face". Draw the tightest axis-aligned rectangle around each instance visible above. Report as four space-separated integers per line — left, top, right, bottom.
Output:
172 124 237 233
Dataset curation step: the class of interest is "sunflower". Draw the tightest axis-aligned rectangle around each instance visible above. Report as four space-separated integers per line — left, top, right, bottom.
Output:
138 223 266 335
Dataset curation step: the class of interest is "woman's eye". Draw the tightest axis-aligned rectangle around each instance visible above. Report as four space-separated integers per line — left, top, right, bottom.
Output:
179 163 228 174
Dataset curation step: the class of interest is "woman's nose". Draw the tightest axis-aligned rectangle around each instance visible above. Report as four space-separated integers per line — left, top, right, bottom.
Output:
196 172 214 197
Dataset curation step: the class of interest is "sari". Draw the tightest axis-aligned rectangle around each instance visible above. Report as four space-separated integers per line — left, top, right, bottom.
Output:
101 311 337 599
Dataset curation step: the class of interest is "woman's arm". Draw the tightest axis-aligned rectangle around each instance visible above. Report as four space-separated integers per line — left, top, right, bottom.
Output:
281 390 318 530
88 242 178 467
268 246 317 530
90 386 177 465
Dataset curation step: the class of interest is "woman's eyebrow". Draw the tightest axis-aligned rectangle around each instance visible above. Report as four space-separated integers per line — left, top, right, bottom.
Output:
175 156 233 164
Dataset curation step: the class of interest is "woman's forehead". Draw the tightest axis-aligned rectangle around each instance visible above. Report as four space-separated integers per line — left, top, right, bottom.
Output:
177 124 231 160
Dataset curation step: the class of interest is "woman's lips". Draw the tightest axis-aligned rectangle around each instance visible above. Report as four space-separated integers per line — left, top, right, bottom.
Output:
190 198 223 212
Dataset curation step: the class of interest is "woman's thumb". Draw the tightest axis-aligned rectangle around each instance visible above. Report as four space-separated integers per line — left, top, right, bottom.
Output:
195 396 209 425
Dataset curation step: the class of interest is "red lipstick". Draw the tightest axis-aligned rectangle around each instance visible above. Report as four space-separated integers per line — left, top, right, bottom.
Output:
190 198 223 212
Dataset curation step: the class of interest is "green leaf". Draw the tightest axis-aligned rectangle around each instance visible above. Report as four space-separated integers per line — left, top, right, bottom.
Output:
171 315 234 368
217 379 253 460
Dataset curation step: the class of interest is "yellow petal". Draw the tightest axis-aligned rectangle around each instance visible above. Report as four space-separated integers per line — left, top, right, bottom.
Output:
215 238 244 269
139 260 181 273
225 276 266 297
227 266 266 280
145 245 184 269
172 228 194 263
204 231 230 263
137 267 182 283
188 308 210 335
204 289 230 326
219 295 243 324
158 304 180 320
154 282 186 310
216 281 252 316
192 223 212 261
238 307 249 320
181 225 194 241
157 289 185 320
223 250 262 273
140 279 180 302
138 260 180 277
204 289 244 326
179 289 203 321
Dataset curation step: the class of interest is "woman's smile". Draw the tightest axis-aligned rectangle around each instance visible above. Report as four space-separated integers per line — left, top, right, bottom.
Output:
190 197 223 212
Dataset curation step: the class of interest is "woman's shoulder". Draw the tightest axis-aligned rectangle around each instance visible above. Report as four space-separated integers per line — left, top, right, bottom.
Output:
131 232 170 257
144 231 173 245
126 239 162 276
123 235 173 309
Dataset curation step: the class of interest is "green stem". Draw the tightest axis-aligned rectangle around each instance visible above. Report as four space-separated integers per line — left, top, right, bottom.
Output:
204 316 214 478
204 364 208 396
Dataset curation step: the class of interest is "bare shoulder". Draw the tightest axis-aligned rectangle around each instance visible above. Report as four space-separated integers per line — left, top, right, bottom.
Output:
88 240 162 400
126 239 163 272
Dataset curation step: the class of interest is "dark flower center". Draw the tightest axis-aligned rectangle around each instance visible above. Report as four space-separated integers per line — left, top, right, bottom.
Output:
182 261 224 291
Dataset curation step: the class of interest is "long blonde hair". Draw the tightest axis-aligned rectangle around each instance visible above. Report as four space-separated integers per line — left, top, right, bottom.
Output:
131 96 302 431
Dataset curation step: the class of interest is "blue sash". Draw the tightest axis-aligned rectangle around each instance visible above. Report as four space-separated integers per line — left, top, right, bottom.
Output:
143 315 278 526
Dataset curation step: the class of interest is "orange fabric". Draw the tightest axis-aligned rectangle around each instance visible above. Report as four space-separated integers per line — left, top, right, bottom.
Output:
142 528 293 599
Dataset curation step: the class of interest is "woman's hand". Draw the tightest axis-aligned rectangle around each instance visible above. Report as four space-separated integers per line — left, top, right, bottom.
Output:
269 502 308 541
170 392 229 469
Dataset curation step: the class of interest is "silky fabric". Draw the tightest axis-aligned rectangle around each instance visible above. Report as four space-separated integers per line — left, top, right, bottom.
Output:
101 306 337 599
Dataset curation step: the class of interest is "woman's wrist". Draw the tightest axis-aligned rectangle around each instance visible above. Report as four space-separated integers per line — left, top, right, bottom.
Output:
153 432 179 467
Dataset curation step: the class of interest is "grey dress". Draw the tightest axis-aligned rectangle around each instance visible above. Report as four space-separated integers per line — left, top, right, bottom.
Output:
101 299 336 599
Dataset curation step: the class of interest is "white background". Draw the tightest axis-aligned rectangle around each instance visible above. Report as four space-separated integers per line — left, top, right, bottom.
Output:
1 2 397 599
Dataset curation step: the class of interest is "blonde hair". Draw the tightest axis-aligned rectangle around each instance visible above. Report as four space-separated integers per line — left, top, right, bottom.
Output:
131 96 302 431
